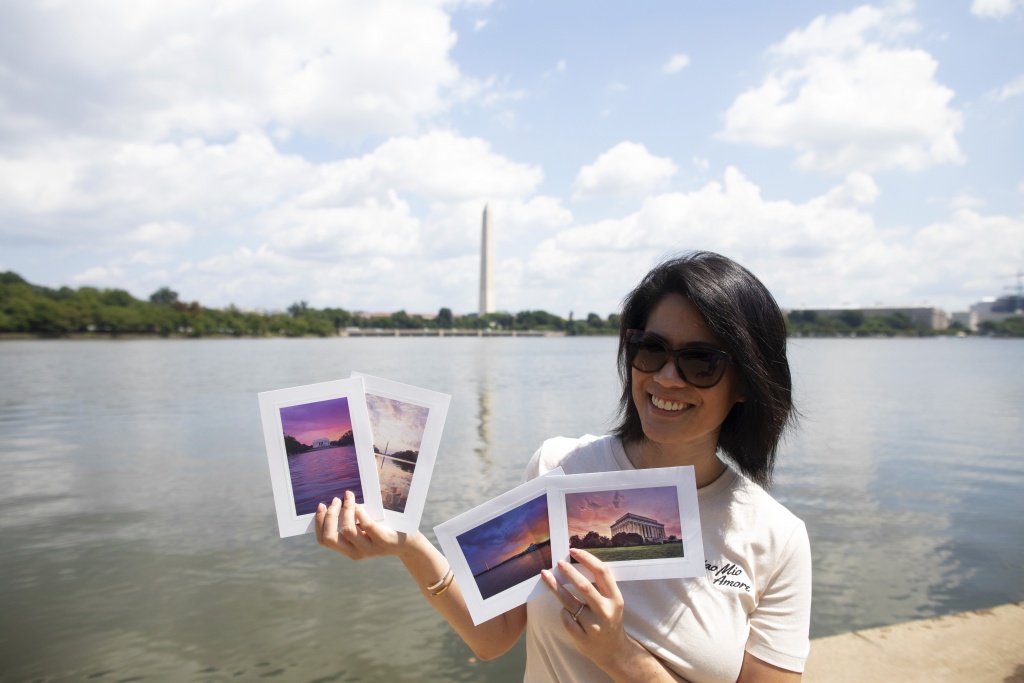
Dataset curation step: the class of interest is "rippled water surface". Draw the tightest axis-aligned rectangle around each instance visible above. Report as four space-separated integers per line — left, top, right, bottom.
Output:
1 337 1022 681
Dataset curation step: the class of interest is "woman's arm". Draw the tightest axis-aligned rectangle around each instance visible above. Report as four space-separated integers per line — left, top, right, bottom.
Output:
542 549 802 683
314 491 526 660
541 548 687 682
736 653 801 683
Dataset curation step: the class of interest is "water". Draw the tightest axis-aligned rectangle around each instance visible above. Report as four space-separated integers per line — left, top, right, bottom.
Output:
288 445 363 516
0 336 1022 681
474 547 554 601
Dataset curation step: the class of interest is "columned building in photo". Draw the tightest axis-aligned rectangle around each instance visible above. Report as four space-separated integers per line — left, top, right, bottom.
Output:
610 512 666 543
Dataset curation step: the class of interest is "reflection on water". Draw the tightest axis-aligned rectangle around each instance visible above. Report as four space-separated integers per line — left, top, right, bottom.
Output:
0 337 1022 680
377 454 414 512
474 545 554 600
289 445 362 514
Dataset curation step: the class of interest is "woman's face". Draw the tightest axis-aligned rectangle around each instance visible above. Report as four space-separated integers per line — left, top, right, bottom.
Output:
630 293 745 455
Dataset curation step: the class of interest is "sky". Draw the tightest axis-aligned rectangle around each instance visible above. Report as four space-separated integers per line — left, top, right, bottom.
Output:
0 0 1021 317
457 494 549 575
365 393 428 454
566 487 682 540
279 397 351 445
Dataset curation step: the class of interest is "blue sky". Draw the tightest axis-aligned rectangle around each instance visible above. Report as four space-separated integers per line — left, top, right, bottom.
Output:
1 0 1021 316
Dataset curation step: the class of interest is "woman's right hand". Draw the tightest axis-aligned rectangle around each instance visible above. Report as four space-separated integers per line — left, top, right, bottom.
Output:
314 490 410 560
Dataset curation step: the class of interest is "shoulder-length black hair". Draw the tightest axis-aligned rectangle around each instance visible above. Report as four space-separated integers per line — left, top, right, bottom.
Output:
612 251 794 488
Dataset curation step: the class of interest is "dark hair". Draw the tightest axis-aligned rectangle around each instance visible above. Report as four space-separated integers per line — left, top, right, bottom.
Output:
612 251 794 488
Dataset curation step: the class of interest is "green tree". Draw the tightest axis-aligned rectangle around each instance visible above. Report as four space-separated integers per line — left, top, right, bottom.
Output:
149 287 179 305
437 307 453 329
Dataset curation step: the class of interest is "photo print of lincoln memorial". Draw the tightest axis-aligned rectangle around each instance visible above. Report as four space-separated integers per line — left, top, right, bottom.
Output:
610 512 666 543
565 485 683 563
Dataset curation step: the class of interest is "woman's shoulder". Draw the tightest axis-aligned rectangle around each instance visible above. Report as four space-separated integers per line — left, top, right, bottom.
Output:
524 434 625 479
710 468 807 541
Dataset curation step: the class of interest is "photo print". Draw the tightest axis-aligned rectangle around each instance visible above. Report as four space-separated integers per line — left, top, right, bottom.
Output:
351 373 451 535
258 378 383 538
434 469 563 625
547 467 705 582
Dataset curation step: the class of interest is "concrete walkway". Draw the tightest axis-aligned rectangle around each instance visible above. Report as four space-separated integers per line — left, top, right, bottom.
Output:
803 602 1024 682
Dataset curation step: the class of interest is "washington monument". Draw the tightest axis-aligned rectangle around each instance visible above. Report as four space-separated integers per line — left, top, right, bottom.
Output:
479 204 495 316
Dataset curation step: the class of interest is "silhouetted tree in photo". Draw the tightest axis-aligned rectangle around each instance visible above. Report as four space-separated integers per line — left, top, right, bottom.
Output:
611 532 645 547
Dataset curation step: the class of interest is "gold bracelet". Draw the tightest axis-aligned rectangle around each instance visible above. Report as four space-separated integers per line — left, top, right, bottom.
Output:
427 566 453 594
429 568 455 597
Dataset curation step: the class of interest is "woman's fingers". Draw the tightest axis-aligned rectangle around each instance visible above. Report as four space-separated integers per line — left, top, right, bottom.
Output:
318 496 343 547
339 490 371 550
541 569 584 613
568 548 622 603
556 555 604 606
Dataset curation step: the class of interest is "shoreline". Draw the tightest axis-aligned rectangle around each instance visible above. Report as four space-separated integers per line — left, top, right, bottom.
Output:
804 602 1024 682
3 331 1019 341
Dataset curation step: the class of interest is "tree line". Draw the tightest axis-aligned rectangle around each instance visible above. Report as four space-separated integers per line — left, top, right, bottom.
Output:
0 271 621 337
786 309 1024 338
3 270 1020 338
569 530 680 549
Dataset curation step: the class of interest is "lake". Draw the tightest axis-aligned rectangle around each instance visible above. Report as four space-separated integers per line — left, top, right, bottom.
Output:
0 336 1022 681
287 445 363 516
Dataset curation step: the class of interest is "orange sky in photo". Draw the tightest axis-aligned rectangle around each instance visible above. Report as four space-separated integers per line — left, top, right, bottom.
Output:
565 486 682 539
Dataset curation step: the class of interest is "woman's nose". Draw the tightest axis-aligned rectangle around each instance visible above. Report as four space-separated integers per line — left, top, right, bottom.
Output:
653 356 686 385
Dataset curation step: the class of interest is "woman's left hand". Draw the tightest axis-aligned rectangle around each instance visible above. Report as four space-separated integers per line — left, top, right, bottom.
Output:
541 547 631 670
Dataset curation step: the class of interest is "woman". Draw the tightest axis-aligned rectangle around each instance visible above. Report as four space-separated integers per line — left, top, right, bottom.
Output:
314 252 811 683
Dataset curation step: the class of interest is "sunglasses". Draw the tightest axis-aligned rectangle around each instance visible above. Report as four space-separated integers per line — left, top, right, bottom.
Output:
625 329 732 388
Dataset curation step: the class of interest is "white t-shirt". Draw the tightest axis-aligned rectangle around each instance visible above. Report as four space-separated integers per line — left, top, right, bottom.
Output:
522 435 811 683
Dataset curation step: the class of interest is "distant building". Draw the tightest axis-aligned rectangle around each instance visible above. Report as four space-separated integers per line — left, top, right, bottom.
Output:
611 512 666 543
951 295 1023 331
312 438 331 449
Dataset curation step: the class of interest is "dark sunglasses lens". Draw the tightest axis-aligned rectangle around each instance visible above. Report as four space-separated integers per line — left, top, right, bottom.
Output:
629 334 668 373
677 351 725 387
633 345 668 372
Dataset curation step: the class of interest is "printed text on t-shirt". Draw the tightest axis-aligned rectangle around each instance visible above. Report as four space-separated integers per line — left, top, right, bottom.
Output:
705 561 751 592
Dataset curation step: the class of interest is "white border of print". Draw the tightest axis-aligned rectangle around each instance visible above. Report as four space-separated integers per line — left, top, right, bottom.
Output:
258 377 383 538
547 467 705 583
434 468 563 626
351 372 451 535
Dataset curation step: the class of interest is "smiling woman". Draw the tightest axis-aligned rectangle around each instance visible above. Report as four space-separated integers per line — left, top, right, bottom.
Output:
314 251 811 683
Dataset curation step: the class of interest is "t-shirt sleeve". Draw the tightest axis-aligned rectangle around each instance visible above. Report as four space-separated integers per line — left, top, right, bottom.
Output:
744 520 812 672
521 443 545 483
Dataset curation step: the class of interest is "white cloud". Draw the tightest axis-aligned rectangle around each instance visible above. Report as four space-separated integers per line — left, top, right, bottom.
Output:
971 0 1024 18
662 54 691 74
991 74 1024 101
572 142 678 199
721 3 963 173
474 19 488 31
526 167 1023 314
819 172 880 208
0 0 472 147
0 133 312 244
949 194 985 210
0 119 559 310
124 221 194 246
72 265 126 287
301 131 543 206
